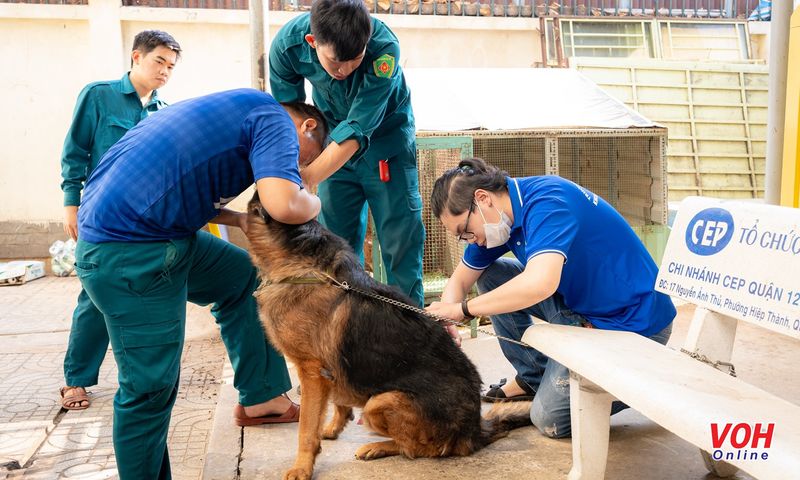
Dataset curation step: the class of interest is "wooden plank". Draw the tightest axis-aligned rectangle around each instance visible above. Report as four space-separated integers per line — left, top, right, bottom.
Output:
594 82 768 92
686 69 702 195
570 32 648 38
572 57 768 73
572 45 646 50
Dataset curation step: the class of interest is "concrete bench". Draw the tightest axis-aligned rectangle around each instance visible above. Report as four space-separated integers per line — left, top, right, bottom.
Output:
521 197 800 479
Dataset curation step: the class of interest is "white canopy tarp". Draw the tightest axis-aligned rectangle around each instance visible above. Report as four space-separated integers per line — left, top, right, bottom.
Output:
403 68 658 131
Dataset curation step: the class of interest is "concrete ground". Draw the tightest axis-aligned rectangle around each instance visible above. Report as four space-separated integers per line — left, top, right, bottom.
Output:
1 276 798 479
0 276 221 480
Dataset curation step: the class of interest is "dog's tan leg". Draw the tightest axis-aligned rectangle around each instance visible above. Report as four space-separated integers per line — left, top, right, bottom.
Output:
321 404 353 440
284 363 330 480
356 391 438 460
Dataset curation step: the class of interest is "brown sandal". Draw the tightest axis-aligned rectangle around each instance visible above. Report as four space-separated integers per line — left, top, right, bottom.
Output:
60 386 90 410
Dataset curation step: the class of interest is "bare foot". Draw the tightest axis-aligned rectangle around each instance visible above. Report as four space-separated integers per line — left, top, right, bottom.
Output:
243 394 294 418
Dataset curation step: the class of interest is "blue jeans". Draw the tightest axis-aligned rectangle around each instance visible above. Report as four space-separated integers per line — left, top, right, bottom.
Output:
476 257 672 439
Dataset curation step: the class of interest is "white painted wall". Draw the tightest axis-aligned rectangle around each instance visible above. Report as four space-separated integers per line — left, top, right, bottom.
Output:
0 17 93 222
0 2 542 224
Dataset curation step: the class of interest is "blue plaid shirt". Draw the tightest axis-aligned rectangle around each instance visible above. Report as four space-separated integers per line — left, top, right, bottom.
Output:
78 89 301 243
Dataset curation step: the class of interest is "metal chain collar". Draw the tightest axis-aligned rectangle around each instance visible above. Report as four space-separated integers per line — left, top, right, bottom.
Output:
310 271 536 349
680 348 737 377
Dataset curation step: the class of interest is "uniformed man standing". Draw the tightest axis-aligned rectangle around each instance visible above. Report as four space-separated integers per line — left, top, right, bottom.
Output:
59 30 181 410
269 0 425 306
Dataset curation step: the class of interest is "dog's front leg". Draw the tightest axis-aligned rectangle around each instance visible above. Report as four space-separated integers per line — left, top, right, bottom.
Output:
284 362 330 480
322 404 354 439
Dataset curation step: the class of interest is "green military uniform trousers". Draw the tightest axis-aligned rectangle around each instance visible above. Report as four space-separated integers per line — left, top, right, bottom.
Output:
75 231 289 480
63 290 107 387
318 140 426 307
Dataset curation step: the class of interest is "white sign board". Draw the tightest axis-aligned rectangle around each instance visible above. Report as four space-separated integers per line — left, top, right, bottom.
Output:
656 197 800 340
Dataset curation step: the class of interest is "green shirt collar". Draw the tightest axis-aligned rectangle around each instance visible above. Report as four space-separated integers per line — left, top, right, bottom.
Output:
120 72 136 94
299 35 315 64
120 72 161 104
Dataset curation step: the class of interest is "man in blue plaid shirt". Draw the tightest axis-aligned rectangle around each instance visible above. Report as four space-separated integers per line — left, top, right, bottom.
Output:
74 88 327 480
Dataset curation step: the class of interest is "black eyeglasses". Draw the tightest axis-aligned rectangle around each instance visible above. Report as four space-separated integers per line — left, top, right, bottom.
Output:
457 204 476 242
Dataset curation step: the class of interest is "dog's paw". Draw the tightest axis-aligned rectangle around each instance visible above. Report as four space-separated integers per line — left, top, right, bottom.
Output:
354 441 398 461
354 445 385 461
283 467 312 480
321 423 342 439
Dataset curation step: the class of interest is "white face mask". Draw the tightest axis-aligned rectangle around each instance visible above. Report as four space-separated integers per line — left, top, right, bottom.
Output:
476 202 512 248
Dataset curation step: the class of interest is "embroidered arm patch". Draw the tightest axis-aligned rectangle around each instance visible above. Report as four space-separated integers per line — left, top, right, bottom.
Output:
373 54 396 79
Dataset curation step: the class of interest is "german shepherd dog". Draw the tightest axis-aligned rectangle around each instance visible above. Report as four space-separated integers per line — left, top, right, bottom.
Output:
245 194 532 480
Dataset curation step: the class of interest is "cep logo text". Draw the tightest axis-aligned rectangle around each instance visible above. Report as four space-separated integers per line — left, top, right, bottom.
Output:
685 208 734 256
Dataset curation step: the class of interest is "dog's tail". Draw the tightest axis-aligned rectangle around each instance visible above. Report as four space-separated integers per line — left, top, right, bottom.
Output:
479 401 534 445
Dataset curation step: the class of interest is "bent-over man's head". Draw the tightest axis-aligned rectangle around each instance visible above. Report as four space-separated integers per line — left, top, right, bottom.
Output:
281 102 329 167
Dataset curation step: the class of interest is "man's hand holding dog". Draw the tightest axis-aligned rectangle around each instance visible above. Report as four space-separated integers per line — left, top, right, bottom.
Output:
208 208 250 234
426 301 464 347
299 139 359 192
236 211 249 234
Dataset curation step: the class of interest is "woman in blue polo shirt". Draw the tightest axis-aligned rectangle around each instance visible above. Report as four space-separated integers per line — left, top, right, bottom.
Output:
426 157 675 439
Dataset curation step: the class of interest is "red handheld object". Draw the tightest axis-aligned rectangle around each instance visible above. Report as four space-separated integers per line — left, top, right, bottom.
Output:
379 159 390 182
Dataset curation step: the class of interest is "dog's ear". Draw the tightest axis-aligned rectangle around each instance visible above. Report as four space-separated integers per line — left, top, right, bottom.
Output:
248 192 276 226
248 191 264 217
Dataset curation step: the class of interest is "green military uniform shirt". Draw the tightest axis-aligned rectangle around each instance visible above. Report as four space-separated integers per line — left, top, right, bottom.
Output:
60 72 166 206
269 13 415 162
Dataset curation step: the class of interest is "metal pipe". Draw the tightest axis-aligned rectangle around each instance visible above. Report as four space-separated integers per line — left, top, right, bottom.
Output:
765 0 793 204
249 0 270 92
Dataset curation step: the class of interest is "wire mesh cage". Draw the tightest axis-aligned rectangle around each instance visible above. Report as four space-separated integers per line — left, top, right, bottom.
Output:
555 131 668 226
386 127 668 301
415 137 474 295
436 128 668 226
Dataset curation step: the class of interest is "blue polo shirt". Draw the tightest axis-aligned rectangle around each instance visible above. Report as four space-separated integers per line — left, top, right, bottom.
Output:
78 89 302 243
463 176 675 336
